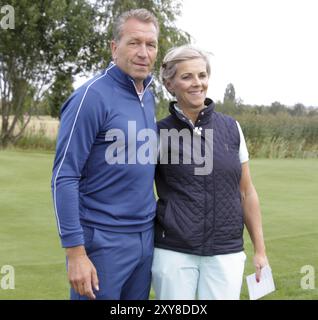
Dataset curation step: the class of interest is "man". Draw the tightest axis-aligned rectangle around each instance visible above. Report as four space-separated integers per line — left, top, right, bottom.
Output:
51 8 159 300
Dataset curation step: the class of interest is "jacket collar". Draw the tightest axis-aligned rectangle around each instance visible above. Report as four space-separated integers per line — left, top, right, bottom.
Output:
169 98 215 126
106 62 154 95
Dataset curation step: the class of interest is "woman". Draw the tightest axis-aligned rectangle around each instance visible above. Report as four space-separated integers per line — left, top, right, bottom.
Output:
152 45 269 300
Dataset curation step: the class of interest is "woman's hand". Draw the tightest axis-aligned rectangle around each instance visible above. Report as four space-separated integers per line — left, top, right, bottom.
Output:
253 254 269 282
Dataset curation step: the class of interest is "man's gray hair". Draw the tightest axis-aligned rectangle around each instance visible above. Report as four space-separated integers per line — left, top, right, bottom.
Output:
160 45 211 84
113 8 159 42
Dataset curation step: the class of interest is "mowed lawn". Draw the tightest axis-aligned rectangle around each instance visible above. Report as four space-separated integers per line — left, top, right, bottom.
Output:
0 150 317 300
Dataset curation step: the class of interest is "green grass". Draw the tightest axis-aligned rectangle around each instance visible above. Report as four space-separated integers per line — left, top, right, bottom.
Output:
0 150 68 299
0 151 317 299
241 159 318 299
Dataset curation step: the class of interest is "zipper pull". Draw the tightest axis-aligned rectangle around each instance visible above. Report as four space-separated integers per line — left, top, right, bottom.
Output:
162 230 165 238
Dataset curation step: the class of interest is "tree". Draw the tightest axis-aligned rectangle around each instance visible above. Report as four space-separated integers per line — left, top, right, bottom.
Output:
47 71 74 119
269 101 286 115
0 0 190 147
221 83 237 115
0 0 101 147
290 103 306 117
223 83 236 104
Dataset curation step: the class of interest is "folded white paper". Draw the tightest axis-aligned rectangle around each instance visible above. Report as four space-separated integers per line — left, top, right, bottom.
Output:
246 265 275 300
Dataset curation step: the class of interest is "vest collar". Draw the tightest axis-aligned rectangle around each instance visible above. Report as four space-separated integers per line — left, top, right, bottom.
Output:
169 98 215 126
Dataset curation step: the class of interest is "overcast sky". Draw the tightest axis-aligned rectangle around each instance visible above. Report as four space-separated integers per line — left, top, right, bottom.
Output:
176 0 318 106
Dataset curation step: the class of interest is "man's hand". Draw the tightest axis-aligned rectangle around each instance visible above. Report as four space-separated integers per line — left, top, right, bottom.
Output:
66 246 99 299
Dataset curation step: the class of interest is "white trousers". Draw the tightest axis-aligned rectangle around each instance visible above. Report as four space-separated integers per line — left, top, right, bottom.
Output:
151 248 246 300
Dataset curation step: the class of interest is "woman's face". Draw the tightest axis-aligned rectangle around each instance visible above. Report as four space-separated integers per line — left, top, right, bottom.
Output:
166 58 209 111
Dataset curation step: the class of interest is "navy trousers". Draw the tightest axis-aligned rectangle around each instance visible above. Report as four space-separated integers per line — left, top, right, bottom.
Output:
69 226 154 300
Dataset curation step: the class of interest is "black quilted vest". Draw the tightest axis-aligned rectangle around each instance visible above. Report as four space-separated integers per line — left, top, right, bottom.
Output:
155 98 244 255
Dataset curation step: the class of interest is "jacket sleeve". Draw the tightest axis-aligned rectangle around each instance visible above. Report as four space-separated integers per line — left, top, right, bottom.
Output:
51 86 107 248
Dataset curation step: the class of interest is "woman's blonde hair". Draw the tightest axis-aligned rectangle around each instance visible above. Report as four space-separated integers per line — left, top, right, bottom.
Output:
160 45 211 85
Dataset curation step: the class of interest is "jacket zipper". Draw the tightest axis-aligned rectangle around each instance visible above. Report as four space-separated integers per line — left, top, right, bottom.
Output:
131 77 154 129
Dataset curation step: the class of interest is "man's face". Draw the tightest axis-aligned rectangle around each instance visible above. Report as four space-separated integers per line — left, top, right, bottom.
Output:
111 18 158 86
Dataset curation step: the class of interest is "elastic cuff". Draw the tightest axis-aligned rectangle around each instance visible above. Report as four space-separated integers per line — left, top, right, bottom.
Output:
61 232 84 248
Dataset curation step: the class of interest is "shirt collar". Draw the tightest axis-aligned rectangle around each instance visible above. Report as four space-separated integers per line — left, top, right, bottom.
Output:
106 61 154 97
